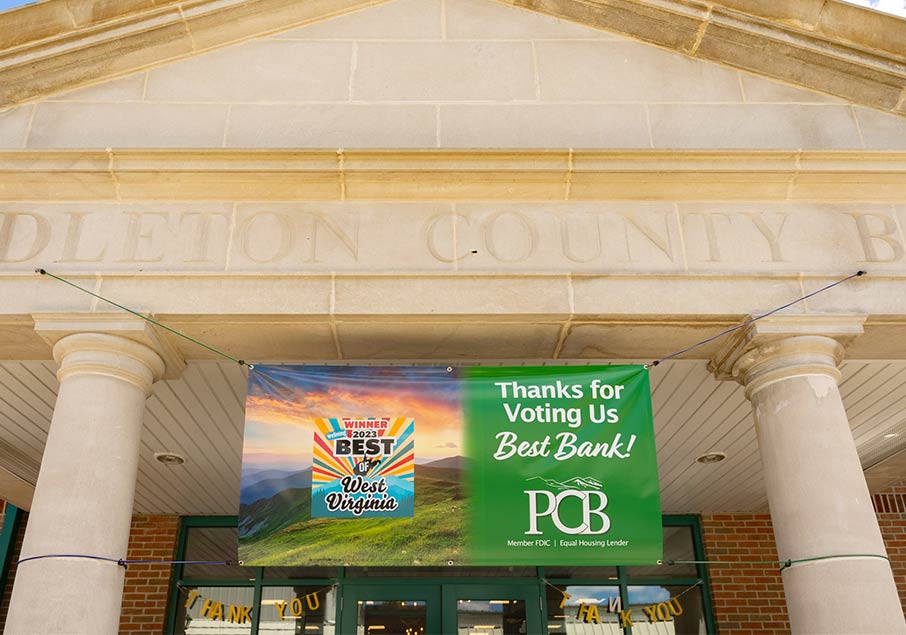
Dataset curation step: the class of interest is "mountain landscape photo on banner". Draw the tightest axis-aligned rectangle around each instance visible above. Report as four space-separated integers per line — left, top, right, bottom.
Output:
239 366 465 566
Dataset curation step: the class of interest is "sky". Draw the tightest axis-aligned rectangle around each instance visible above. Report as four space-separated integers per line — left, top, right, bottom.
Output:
0 0 905 16
0 0 35 9
844 0 906 16
242 366 463 472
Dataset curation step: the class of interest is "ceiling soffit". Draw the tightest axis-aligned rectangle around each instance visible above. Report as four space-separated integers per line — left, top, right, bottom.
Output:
0 0 905 115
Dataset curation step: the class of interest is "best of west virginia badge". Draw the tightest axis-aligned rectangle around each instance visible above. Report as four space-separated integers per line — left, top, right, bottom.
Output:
311 417 415 518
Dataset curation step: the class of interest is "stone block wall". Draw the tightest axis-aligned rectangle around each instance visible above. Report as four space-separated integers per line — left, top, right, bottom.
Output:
2 0 905 151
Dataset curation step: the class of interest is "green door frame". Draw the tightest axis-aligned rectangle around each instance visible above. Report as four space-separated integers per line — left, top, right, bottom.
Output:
339 582 442 634
0 504 22 595
441 583 542 634
339 581 543 634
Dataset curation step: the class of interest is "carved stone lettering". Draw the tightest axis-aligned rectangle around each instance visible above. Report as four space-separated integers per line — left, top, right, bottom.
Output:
239 212 294 264
424 212 467 263
61 212 107 263
180 212 230 263
848 212 905 263
621 211 675 263
0 212 50 263
484 211 536 262
117 212 169 263
681 211 730 262
303 213 359 263
560 214 602 263
0 204 904 274
743 211 789 262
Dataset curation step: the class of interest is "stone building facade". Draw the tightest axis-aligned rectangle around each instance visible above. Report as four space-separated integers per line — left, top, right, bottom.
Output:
1 0 906 633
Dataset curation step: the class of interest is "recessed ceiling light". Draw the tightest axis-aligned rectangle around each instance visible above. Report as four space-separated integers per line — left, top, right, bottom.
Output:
154 452 185 465
696 452 726 464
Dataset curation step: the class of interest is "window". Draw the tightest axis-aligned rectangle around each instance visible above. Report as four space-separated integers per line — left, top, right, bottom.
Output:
166 518 340 635
543 518 715 635
166 516 715 634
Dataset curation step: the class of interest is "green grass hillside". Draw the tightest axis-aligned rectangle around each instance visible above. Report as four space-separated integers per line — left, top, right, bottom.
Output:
240 467 466 566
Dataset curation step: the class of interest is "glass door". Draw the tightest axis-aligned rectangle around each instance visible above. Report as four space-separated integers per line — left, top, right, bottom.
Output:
442 584 542 635
340 583 542 635
340 584 441 635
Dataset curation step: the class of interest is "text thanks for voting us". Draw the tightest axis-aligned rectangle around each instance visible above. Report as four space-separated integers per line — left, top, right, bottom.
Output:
491 379 637 462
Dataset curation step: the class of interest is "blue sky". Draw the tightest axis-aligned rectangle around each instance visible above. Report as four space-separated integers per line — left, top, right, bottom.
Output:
0 0 36 10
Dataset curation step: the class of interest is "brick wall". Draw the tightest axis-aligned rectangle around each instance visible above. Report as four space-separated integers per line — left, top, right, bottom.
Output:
874 482 906 615
700 513 790 635
119 514 180 634
0 513 179 634
703 481 906 634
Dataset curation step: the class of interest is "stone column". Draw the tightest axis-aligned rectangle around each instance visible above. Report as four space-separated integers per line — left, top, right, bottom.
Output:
5 315 183 635
711 315 906 635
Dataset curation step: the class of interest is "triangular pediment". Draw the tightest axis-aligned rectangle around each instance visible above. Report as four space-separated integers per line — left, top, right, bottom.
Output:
1 0 905 118
0 0 905 151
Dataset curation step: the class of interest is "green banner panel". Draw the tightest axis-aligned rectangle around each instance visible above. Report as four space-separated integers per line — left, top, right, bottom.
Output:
464 365 661 565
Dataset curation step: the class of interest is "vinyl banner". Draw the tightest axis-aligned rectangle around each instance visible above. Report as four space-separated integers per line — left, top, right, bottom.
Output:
239 365 661 566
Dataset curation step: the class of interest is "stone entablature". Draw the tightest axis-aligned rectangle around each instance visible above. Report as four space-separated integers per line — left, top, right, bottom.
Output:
0 149 904 362
2 202 904 275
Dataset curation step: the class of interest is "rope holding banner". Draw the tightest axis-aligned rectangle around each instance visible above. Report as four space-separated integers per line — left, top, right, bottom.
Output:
36 268 253 368
17 553 241 569
648 271 866 367
668 552 889 572
37 267 865 373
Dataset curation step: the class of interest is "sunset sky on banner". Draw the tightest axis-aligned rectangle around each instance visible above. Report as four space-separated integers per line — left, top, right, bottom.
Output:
242 366 463 471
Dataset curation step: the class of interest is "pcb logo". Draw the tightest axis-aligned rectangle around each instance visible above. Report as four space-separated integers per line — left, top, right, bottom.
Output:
523 476 610 535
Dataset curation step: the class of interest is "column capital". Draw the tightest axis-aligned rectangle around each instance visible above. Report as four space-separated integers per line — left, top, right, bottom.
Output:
709 314 865 397
32 312 185 381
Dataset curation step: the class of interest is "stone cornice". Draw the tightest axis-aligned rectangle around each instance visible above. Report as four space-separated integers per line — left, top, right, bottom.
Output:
0 0 905 114
0 0 386 108
506 0 906 116
2 149 906 202
708 0 906 63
